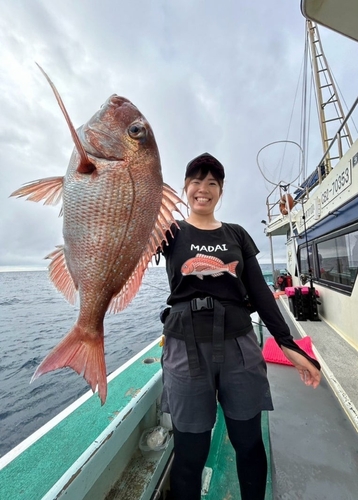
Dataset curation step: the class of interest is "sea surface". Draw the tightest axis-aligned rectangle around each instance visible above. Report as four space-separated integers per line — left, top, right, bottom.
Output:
0 263 282 458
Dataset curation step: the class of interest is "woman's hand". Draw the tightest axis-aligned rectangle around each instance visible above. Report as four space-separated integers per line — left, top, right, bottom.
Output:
281 346 321 388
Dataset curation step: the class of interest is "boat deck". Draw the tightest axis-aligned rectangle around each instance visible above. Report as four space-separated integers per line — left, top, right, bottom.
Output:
267 297 358 499
279 294 358 430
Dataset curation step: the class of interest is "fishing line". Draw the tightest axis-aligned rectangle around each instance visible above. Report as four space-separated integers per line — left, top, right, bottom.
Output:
141 281 170 294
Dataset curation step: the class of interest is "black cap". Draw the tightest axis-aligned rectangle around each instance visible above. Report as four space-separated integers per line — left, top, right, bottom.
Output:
185 153 225 180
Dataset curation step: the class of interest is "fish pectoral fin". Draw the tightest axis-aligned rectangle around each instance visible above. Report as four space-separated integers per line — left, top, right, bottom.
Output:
10 176 64 205
31 325 108 405
45 246 77 304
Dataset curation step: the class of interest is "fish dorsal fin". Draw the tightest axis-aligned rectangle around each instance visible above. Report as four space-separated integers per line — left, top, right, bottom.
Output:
108 184 184 313
36 63 95 174
195 253 224 265
10 176 64 205
45 245 77 304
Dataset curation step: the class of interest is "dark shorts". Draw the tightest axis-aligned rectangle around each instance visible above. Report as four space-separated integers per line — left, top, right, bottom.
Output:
161 330 273 433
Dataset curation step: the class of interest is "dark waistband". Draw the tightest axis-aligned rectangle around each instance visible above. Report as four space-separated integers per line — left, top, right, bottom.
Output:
171 297 242 313
167 297 250 342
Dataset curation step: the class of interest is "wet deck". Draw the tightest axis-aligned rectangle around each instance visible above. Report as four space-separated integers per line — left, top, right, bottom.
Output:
267 298 358 499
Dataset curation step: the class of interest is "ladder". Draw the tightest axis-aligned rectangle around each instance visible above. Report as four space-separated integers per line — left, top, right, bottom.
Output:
307 20 353 174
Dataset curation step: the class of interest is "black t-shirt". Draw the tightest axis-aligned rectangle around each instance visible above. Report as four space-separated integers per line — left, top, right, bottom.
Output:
164 220 258 303
162 220 259 339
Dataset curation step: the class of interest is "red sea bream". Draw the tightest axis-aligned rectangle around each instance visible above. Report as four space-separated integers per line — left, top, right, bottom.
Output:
11 67 182 404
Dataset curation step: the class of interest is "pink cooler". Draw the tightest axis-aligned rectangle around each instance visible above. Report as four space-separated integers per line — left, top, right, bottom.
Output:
301 287 320 297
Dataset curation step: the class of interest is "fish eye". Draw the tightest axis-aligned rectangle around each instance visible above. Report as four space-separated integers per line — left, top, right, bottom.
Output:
128 122 147 139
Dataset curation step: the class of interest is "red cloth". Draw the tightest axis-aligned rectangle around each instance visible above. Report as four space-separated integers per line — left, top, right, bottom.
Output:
262 336 316 366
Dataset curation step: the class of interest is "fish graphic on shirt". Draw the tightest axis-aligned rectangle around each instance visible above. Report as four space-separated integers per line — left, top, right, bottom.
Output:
181 253 238 279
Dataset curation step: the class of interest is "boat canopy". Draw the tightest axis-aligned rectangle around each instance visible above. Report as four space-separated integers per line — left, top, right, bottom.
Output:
301 0 358 42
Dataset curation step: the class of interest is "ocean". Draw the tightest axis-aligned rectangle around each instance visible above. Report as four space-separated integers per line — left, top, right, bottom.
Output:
0 263 282 458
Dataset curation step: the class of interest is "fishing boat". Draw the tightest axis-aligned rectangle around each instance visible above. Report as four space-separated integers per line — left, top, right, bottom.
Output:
2 11 358 500
261 17 358 410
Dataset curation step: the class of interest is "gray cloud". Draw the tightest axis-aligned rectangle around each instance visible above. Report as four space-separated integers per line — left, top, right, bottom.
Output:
1 0 358 271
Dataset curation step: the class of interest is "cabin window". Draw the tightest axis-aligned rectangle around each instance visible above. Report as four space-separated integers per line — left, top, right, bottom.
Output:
298 244 321 279
316 227 358 291
298 224 358 292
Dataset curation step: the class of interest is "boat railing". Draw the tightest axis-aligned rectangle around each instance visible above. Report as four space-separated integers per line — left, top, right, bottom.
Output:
264 184 290 223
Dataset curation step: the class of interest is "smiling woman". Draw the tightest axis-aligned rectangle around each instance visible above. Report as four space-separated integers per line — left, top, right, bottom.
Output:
159 152 321 500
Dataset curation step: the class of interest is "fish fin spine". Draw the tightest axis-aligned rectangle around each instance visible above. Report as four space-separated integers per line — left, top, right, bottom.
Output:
35 64 95 174
31 325 107 404
195 253 224 264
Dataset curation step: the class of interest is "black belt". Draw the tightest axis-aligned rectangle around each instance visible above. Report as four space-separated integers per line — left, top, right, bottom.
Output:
170 297 225 376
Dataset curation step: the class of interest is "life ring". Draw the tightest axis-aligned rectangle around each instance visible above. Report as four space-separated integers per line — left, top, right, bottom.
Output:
279 194 294 215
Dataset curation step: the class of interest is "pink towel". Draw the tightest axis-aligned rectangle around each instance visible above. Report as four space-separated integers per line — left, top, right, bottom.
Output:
262 336 316 366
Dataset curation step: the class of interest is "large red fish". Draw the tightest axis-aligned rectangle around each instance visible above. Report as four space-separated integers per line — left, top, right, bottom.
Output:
11 66 182 404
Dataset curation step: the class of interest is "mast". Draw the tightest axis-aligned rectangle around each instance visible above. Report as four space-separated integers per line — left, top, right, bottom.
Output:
306 20 353 174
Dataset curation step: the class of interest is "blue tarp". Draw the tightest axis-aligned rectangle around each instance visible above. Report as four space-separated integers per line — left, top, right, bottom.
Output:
294 163 326 200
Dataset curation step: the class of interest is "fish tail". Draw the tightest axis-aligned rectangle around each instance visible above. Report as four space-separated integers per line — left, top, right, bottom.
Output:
31 325 107 404
228 261 239 277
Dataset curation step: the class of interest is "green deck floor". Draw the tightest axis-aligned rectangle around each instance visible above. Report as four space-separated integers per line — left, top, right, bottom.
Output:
202 407 272 500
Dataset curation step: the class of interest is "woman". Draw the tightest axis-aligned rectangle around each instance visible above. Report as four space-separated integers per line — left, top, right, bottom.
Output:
160 153 321 500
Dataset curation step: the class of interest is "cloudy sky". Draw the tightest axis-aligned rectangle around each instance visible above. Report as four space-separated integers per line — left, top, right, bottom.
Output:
1 0 358 271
